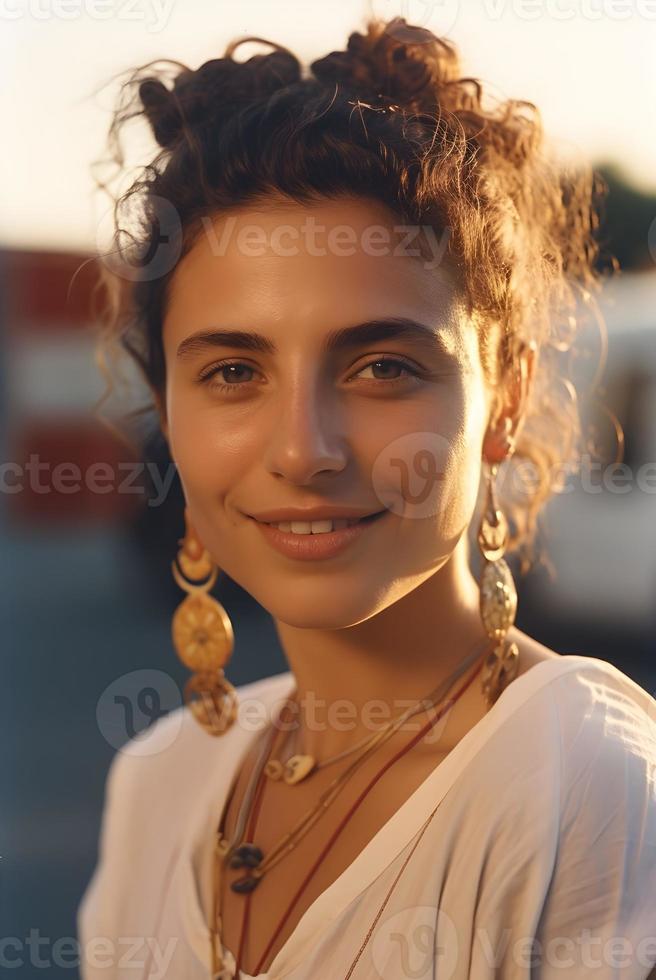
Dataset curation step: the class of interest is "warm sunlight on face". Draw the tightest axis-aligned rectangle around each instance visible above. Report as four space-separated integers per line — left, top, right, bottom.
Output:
160 195 491 629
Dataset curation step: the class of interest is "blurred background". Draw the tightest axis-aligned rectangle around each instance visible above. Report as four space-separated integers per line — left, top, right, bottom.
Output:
1 1 655 976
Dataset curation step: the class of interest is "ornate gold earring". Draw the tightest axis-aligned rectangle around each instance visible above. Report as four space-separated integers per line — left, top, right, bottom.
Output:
477 458 520 708
171 508 238 736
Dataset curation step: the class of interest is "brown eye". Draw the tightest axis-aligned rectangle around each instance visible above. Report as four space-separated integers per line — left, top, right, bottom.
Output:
217 364 254 384
197 360 258 391
368 359 406 379
354 357 418 383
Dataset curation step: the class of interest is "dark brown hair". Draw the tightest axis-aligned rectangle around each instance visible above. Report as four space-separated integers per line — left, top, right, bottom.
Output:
91 15 614 575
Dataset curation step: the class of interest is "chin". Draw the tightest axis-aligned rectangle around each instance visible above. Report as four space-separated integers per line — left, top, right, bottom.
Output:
254 588 388 631
247 588 378 630
271 604 375 632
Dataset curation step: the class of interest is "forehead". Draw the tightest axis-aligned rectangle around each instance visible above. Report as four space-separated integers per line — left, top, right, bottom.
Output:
163 195 467 347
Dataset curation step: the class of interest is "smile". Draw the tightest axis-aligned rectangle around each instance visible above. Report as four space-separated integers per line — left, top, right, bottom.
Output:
249 511 386 560
265 516 365 533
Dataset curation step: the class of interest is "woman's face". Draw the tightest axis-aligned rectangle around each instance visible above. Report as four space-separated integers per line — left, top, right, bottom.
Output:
160 195 492 629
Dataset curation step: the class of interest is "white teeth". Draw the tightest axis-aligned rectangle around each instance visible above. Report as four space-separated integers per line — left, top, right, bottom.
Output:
271 518 361 534
290 521 312 534
305 520 333 534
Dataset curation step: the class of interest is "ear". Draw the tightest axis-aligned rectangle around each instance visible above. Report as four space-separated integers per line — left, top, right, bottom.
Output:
483 340 536 464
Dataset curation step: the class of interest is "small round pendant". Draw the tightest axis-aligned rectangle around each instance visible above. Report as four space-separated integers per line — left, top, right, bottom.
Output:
283 754 316 784
264 759 284 780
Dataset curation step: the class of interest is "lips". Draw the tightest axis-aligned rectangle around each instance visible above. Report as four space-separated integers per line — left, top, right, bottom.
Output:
250 510 386 561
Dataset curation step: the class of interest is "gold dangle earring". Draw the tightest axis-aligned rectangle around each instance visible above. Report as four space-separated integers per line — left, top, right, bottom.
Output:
171 508 238 736
477 457 520 708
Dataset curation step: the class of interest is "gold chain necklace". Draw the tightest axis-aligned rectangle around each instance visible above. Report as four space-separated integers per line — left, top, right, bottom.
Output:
210 640 493 977
262 689 429 785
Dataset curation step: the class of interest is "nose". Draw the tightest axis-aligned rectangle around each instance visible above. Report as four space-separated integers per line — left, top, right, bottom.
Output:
262 377 348 486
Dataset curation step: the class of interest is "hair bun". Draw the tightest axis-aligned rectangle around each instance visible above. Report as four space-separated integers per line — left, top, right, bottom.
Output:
139 44 301 150
138 78 183 150
310 17 459 111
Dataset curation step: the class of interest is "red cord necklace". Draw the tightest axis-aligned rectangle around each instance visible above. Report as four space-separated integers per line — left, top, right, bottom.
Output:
225 649 489 976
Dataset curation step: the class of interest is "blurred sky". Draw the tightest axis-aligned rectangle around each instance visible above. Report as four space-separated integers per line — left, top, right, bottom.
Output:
2 0 655 252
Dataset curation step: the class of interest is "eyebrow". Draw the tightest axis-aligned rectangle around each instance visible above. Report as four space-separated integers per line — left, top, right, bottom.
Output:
176 317 456 360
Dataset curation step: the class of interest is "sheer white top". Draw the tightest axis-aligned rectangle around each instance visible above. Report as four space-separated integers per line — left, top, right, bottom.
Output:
77 654 656 979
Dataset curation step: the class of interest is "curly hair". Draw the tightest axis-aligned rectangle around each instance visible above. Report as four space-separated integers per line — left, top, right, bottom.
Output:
90 14 613 576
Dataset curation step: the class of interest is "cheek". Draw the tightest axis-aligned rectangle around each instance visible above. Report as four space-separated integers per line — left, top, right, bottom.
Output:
439 379 488 523
167 391 260 505
366 378 486 527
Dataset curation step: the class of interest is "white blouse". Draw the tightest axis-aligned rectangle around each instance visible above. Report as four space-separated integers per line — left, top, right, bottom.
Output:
76 654 656 979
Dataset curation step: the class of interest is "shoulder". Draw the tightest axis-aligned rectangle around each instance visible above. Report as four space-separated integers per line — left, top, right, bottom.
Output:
532 658 656 968
549 656 656 897
476 649 656 970
546 653 656 756
507 629 656 753
547 655 656 825
482 648 656 812
96 669 295 845
514 647 656 782
77 670 294 948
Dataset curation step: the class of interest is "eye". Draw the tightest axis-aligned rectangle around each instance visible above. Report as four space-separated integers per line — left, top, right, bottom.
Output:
351 357 421 385
197 360 259 394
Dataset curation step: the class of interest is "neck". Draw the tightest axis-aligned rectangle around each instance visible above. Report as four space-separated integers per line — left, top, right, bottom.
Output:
273 534 488 759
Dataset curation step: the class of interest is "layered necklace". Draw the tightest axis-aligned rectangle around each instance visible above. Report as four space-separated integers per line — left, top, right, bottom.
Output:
209 638 496 978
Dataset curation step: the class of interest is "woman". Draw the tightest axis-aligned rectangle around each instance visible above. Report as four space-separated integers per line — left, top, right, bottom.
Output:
77 16 656 979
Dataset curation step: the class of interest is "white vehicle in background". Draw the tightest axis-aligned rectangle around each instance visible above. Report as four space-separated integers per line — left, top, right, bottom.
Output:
524 271 656 639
